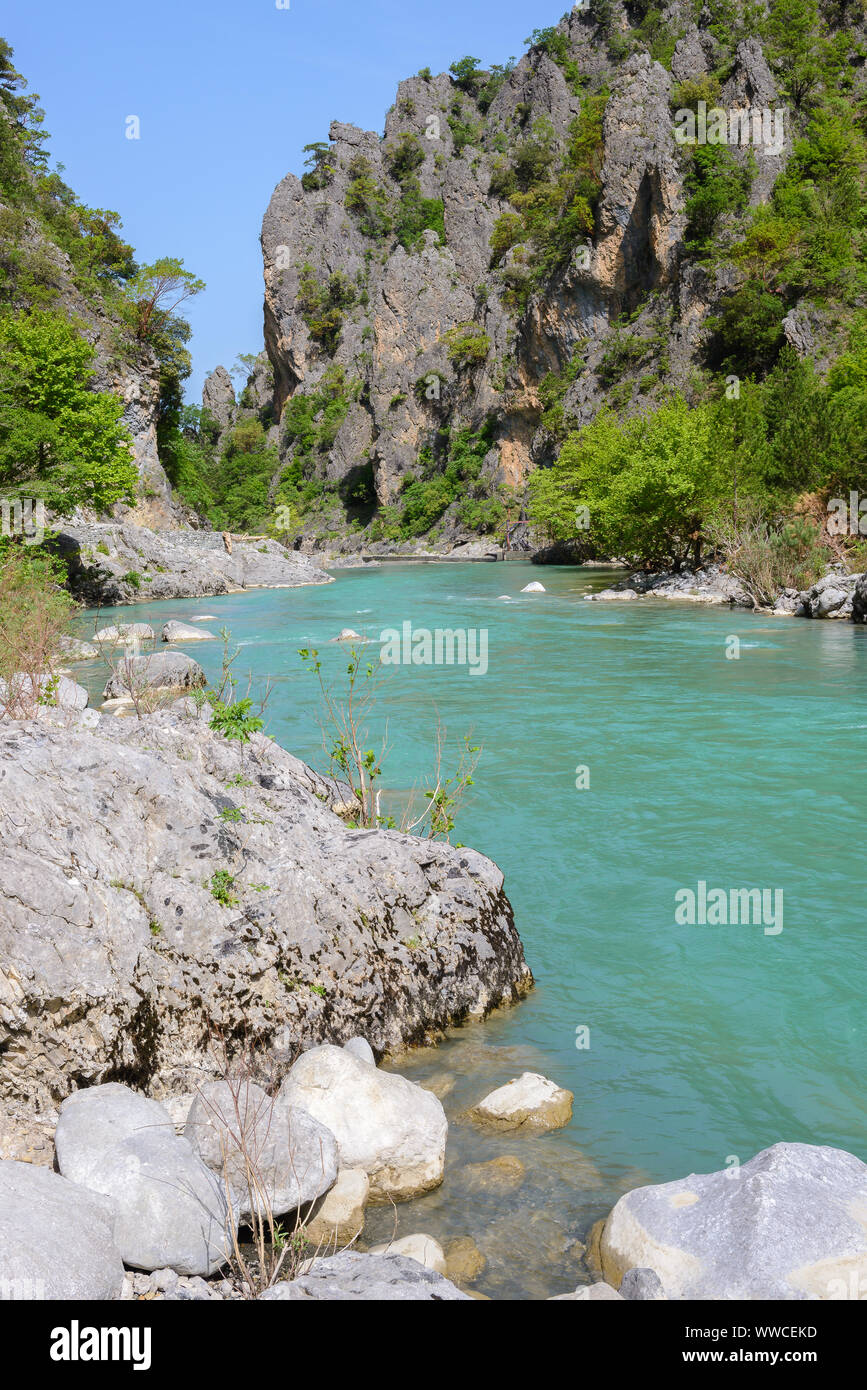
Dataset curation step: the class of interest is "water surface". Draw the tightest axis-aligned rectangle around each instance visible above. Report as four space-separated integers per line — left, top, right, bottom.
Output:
79 563 867 1297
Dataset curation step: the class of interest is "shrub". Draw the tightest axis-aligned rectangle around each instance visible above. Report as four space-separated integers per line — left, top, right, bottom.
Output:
445 322 491 366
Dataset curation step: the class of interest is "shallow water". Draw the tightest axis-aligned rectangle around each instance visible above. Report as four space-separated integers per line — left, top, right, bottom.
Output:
79 562 867 1298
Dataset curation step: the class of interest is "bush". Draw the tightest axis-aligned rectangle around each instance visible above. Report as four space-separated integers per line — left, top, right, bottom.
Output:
445 323 491 367
0 546 74 715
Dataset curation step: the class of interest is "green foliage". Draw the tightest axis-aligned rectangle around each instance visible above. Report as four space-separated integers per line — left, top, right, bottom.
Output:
449 56 484 96
529 398 722 567
447 107 483 155
301 141 334 191
684 145 753 251
393 180 445 253
345 156 392 239
209 870 239 908
445 322 491 367
524 27 583 90
297 265 356 353
0 310 137 513
385 132 425 181
209 698 264 760
385 422 496 538
705 281 787 377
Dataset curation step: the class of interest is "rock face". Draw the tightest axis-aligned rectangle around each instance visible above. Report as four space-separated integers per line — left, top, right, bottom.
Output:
0 706 531 1116
202 366 237 438
256 12 798 555
279 1045 448 1202
0 1160 125 1300
600 1142 867 1300
259 1250 470 1301
184 1081 338 1219
854 572 867 623
467 1072 573 1133
57 521 334 607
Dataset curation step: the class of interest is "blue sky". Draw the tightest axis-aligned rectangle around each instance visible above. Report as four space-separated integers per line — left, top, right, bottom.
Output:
3 0 562 401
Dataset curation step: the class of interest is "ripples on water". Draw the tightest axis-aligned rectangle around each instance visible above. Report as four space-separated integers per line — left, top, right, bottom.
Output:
81 563 867 1298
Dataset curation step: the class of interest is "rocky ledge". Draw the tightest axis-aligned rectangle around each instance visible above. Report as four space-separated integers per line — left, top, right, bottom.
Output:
55 520 333 606
586 563 867 621
0 703 531 1137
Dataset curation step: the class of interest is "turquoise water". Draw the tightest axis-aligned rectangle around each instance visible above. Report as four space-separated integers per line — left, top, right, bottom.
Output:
79 563 867 1296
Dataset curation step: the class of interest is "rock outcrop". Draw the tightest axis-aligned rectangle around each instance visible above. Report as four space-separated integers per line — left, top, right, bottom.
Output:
255 8 804 556
0 705 531 1122
56 520 333 606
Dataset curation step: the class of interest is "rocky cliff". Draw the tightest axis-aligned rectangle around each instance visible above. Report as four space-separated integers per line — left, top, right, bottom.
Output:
252 2 861 554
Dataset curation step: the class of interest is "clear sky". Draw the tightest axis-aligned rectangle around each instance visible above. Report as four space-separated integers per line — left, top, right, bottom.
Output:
3 0 562 402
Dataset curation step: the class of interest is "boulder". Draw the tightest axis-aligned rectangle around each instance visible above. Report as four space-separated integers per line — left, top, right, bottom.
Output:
58 635 100 661
0 708 530 1114
304 1167 370 1247
343 1036 375 1065
369 1233 447 1274
162 621 218 642
853 572 867 623
278 1045 447 1203
332 629 365 643
521 582 546 593
102 652 206 700
455 1154 526 1192
0 1160 124 1300
550 1282 623 1301
467 1072 573 1133
600 1142 867 1300
94 623 155 645
259 1251 470 1300
55 1083 175 1186
0 673 88 716
184 1080 338 1219
81 1128 236 1276
620 1267 668 1300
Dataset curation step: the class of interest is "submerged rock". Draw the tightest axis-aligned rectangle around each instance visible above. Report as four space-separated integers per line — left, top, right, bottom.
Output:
467 1072 573 1133
279 1045 447 1203
259 1251 470 1301
0 1160 125 1300
600 1142 867 1300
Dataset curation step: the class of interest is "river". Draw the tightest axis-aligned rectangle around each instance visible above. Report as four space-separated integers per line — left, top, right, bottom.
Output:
78 561 867 1298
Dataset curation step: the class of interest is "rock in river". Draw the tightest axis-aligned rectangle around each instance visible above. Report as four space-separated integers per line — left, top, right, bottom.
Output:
279 1044 447 1203
599 1142 867 1299
467 1072 573 1133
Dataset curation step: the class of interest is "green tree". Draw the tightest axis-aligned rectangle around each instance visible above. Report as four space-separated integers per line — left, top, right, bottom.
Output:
0 310 137 512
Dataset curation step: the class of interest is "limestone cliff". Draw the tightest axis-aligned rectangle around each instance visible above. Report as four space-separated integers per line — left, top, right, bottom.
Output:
256 2 839 552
